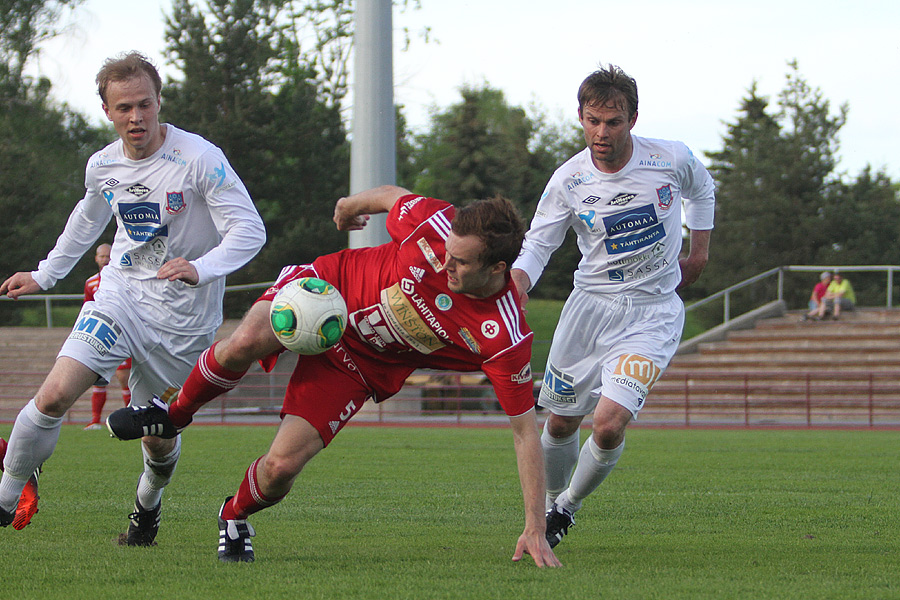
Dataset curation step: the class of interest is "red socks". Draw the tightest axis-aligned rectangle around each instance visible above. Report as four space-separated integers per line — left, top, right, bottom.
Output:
168 342 247 428
89 386 107 424
222 457 285 520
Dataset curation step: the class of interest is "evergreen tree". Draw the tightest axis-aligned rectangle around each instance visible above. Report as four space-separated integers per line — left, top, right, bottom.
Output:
704 63 847 298
161 0 350 292
0 0 109 325
406 85 582 299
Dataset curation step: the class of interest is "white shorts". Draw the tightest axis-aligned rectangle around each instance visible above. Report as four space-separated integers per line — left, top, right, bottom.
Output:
538 288 684 419
58 298 215 407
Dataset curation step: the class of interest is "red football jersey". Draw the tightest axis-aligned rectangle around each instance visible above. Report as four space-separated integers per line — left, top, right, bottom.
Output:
305 195 535 416
84 272 101 302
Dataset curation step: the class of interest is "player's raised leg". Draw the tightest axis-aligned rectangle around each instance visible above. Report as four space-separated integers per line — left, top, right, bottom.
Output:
107 301 282 440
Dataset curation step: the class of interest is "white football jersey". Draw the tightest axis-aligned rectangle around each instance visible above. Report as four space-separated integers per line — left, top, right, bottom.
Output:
32 124 266 334
514 135 715 296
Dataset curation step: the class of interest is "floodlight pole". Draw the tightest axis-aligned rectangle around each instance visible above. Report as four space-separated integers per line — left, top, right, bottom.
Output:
348 0 395 249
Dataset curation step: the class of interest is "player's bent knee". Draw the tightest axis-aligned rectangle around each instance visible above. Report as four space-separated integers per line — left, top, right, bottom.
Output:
545 410 585 437
261 452 306 486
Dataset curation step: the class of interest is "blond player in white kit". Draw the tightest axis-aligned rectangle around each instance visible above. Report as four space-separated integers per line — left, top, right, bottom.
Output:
511 64 716 549
0 51 265 544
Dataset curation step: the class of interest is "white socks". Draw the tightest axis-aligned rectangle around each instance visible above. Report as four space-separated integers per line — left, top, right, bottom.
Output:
541 420 580 508
0 400 63 510
557 436 624 514
137 435 182 509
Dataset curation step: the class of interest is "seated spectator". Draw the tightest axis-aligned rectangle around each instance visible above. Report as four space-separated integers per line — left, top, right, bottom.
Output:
803 271 831 321
819 272 856 320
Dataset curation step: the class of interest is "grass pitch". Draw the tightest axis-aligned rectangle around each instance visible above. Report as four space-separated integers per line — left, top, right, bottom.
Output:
1 425 897 600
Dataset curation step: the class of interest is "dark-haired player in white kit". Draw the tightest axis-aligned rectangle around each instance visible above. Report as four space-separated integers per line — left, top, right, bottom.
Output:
511 64 716 548
108 185 561 567
0 51 265 543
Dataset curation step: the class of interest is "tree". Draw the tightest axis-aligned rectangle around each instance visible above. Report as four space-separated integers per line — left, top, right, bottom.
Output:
703 63 848 301
1 0 82 83
162 0 350 294
405 85 582 299
0 0 109 325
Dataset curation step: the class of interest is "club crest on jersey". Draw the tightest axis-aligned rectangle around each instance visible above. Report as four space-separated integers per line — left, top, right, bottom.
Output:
103 190 114 206
657 185 673 209
165 191 186 214
435 294 452 311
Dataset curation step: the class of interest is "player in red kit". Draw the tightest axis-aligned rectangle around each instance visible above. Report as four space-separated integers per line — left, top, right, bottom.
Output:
83 243 132 429
108 185 561 568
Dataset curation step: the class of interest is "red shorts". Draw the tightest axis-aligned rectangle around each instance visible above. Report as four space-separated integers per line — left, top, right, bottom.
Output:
117 358 132 371
256 264 391 447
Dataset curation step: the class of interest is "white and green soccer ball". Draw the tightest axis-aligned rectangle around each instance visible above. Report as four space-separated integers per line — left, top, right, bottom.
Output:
269 277 348 355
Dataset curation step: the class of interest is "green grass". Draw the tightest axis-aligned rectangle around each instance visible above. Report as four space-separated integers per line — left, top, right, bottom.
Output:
1 425 897 599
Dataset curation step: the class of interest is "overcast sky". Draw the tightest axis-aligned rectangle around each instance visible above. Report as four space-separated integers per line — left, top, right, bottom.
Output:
29 0 900 179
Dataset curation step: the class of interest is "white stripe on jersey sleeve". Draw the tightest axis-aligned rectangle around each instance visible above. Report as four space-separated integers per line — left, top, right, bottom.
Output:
496 291 526 344
428 210 452 240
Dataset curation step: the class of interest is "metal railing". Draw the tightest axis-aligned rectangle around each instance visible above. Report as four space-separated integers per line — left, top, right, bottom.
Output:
0 281 275 328
685 264 900 324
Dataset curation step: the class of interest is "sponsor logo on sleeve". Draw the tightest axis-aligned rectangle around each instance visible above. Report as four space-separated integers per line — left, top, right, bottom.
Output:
399 196 424 220
206 163 236 194
511 363 532 384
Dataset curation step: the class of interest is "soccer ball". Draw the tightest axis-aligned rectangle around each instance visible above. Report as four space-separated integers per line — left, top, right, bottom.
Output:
269 277 348 355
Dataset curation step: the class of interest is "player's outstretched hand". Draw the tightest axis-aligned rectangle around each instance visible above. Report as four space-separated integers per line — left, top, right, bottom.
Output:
157 257 199 285
0 272 41 299
512 530 562 568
